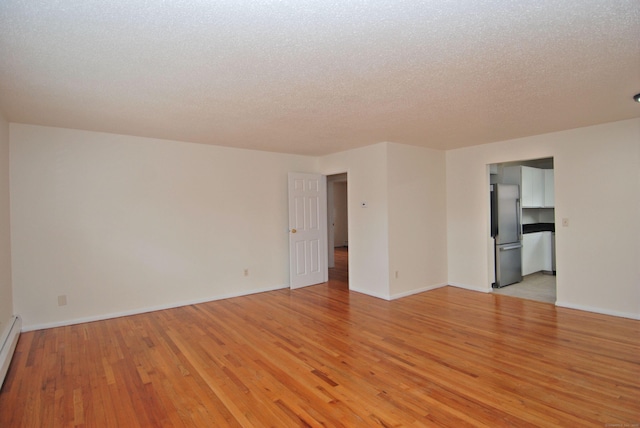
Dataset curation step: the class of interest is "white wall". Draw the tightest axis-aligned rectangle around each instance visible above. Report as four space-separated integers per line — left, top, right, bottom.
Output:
387 143 447 298
9 118 639 329
320 142 448 300
0 113 12 335
319 143 390 298
446 119 640 319
10 124 316 329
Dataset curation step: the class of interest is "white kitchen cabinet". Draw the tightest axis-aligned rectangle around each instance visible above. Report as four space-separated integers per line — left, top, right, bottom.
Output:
544 169 555 207
503 166 545 208
522 166 544 207
542 231 553 272
522 232 545 276
523 231 553 275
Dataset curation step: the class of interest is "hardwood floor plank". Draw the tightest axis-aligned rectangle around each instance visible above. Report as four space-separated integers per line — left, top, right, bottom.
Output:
1 249 638 426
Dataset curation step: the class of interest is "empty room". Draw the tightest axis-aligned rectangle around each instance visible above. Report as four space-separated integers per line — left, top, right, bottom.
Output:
0 1 639 426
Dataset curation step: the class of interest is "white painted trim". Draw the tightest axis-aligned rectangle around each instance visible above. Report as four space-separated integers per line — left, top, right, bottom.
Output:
555 301 640 320
22 285 288 332
448 282 491 293
0 315 21 388
389 283 448 300
348 287 391 301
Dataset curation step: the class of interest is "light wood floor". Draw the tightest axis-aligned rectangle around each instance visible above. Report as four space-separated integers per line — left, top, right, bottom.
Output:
1 249 638 426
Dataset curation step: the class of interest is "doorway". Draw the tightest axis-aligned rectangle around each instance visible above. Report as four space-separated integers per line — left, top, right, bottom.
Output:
489 157 556 303
327 173 349 286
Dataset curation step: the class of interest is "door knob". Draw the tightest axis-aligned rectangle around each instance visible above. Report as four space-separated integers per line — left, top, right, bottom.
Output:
291 228 297 233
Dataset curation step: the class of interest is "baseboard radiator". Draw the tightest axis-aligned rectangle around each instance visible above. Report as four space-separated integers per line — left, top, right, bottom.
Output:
0 315 21 388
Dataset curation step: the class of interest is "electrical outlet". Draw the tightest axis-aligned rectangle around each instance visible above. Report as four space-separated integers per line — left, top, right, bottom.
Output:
244 268 249 277
58 295 67 306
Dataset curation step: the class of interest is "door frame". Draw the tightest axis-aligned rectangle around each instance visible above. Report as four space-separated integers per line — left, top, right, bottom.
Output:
487 157 556 296
327 173 348 269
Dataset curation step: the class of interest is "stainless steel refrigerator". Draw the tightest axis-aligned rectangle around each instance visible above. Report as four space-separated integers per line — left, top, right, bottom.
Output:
491 184 522 288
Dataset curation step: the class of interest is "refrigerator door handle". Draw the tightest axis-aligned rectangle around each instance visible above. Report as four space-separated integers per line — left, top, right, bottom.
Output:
500 244 522 251
516 198 522 240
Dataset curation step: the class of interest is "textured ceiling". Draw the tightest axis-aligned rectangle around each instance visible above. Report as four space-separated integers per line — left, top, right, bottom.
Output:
0 1 639 155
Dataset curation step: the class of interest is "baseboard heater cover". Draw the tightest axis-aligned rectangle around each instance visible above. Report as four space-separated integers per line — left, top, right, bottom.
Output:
0 315 21 389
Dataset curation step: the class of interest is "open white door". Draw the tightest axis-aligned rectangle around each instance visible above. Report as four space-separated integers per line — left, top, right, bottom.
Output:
288 172 328 289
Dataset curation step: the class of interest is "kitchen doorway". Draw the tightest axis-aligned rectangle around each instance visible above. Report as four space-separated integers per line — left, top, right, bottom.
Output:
327 173 349 287
489 157 556 304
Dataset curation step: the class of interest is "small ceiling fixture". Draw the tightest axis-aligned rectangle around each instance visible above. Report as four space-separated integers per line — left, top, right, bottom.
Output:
634 93 640 103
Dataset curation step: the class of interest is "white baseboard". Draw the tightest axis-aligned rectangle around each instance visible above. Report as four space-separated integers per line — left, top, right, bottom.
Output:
389 283 448 300
348 287 391 300
0 315 21 388
22 284 288 332
555 301 640 320
448 282 491 293
349 283 448 301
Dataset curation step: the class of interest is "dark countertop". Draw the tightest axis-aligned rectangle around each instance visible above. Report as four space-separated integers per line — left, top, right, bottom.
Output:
523 223 555 234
